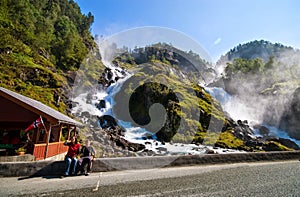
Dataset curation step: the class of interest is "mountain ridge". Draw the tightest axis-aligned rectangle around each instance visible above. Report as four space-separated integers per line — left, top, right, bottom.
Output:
216 39 299 64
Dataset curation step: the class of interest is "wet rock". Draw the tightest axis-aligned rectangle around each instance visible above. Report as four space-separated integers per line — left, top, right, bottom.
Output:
231 120 254 141
264 137 300 150
222 118 299 151
156 147 168 152
81 111 91 119
253 125 270 136
277 138 300 150
205 149 216 154
97 115 118 129
97 118 146 152
245 139 263 148
96 100 106 110
262 141 286 151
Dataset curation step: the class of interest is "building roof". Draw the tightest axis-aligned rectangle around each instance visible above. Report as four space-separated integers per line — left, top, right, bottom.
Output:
0 87 82 127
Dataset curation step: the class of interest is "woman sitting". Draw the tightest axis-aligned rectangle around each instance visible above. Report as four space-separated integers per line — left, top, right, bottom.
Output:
63 136 80 176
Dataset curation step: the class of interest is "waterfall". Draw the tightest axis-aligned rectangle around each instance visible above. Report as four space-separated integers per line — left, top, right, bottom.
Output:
72 28 279 154
205 86 262 124
205 85 300 147
204 87 231 106
71 62 246 155
261 125 300 146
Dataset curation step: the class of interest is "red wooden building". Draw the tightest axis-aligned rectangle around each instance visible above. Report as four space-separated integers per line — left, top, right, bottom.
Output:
0 87 82 160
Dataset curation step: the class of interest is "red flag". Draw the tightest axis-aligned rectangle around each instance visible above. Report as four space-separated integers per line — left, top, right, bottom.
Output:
25 117 44 133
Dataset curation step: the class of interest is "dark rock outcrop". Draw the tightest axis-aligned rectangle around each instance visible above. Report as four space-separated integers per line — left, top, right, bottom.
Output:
264 137 300 150
253 125 270 137
279 87 300 140
97 115 145 152
225 118 299 151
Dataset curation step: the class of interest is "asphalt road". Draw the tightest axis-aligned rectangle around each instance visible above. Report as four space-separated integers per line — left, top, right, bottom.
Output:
1 160 300 196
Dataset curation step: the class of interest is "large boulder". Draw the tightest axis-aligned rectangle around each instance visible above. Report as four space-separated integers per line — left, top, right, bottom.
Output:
264 137 299 150
232 120 255 141
105 126 145 152
262 141 291 151
98 115 118 129
253 125 270 137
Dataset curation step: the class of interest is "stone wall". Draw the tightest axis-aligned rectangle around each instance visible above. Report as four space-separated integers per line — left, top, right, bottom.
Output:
0 151 300 177
0 154 35 162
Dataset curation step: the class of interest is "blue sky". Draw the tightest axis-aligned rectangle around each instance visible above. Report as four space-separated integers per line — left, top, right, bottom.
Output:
75 0 300 62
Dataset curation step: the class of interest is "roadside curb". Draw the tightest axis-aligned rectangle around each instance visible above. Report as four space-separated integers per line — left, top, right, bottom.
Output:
1 151 300 177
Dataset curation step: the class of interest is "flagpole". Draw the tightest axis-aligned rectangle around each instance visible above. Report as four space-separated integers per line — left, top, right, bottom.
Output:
40 115 47 133
39 115 50 160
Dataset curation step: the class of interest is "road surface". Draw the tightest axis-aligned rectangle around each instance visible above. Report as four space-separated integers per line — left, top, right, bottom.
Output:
1 160 300 196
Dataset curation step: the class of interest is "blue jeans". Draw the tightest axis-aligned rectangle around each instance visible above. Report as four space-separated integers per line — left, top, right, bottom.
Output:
64 156 78 175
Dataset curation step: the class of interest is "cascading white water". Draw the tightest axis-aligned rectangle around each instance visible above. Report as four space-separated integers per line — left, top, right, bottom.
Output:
205 86 300 146
262 125 300 146
72 67 240 154
205 86 260 124
71 47 247 155
204 87 231 106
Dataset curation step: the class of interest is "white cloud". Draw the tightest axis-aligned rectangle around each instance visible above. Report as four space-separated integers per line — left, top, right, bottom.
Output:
214 37 222 45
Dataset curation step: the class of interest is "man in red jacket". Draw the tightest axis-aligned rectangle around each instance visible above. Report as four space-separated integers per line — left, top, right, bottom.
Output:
63 136 80 176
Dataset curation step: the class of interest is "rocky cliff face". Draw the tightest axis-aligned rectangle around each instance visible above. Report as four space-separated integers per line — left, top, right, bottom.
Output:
280 87 300 140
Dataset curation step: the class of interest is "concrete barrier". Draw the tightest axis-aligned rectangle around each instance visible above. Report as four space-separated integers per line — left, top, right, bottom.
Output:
1 151 300 177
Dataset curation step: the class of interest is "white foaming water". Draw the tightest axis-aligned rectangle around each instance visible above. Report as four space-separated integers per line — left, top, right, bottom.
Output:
205 86 300 147
117 120 155 141
71 36 248 155
263 125 300 146
204 87 231 106
72 91 110 118
205 86 261 124
72 67 245 155
72 71 131 118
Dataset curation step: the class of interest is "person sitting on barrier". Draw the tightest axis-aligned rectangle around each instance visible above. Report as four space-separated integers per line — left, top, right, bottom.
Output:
63 136 80 176
77 139 96 176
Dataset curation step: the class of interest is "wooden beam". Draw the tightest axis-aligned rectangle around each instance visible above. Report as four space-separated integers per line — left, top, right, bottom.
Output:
44 124 51 160
67 125 71 140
